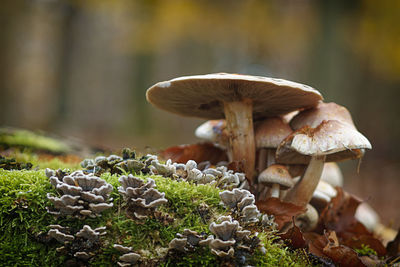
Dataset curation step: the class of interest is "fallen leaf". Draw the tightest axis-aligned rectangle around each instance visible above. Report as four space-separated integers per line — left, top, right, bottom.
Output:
322 231 365 267
303 232 327 258
318 187 363 234
160 142 228 164
280 218 307 249
317 188 386 256
256 198 305 230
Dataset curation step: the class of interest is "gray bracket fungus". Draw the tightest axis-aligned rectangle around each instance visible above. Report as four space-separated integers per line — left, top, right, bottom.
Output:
47 170 113 218
80 151 249 190
207 216 256 259
48 225 106 262
219 189 261 224
168 229 208 252
113 244 141 266
118 174 168 219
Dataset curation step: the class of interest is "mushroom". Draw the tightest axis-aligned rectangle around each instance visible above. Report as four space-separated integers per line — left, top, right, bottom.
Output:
278 120 371 207
258 164 293 199
294 204 319 232
195 119 229 151
320 162 343 187
254 117 292 172
146 73 322 184
290 101 356 130
310 180 337 212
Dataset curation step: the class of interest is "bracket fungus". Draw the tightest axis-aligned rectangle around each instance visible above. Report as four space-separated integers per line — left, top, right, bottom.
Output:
278 106 371 207
113 245 141 267
206 215 257 260
146 73 322 184
48 225 106 262
219 188 260 224
118 175 168 219
47 170 113 218
168 229 207 252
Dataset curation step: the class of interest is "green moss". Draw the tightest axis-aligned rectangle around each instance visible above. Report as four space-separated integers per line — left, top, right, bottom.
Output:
8 151 81 170
0 128 71 154
0 160 313 266
354 244 378 256
249 232 310 267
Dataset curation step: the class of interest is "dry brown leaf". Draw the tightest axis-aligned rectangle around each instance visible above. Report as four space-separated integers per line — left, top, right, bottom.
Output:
279 218 307 249
322 231 365 267
256 198 305 230
159 142 228 164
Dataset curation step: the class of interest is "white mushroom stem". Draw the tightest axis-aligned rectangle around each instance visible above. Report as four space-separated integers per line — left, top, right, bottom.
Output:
284 155 326 207
223 99 255 184
270 184 280 198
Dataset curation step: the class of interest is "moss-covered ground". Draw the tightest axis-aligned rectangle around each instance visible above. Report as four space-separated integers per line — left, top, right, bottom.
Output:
0 130 312 266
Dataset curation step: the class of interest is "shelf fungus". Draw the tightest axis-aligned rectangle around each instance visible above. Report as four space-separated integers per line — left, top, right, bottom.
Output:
47 170 113 218
113 244 141 266
206 216 259 260
47 225 106 262
81 149 145 175
219 189 260 224
168 229 210 253
118 175 168 219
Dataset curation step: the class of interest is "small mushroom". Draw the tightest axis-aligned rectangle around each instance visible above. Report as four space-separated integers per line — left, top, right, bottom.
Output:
294 204 319 232
258 164 293 199
310 180 337 212
320 162 343 187
355 202 380 232
195 119 230 151
147 73 322 184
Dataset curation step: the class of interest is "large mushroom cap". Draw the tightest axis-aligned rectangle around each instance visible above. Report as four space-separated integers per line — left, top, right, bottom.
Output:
276 120 372 164
146 73 323 120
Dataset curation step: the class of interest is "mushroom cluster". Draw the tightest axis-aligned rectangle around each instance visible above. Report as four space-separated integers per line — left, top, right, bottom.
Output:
46 169 113 218
219 188 260 224
146 74 371 211
118 174 168 219
48 224 106 261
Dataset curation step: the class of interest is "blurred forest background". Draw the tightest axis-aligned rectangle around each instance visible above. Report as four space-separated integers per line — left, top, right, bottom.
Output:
0 0 399 227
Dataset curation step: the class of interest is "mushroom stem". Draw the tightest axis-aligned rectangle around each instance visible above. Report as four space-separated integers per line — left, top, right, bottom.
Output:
270 183 280 198
223 99 255 184
284 155 326 207
257 148 267 173
267 149 275 167
257 148 276 173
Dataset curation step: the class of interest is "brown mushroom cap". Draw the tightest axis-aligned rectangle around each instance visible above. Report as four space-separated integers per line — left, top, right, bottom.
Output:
290 102 356 130
258 164 293 190
146 73 323 120
276 120 371 164
255 117 292 149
